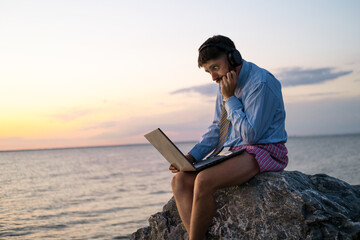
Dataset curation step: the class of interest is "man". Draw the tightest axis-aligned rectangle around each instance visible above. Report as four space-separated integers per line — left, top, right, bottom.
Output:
170 35 288 239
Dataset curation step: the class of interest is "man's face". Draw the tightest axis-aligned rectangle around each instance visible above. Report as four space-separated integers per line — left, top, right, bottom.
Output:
203 55 232 83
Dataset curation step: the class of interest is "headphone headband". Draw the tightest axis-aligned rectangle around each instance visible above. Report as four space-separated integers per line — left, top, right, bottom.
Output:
198 42 243 67
198 43 234 52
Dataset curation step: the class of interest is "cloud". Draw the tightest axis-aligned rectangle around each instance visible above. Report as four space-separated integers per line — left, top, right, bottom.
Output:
91 94 360 142
277 67 352 87
170 67 352 97
170 83 218 97
306 91 341 97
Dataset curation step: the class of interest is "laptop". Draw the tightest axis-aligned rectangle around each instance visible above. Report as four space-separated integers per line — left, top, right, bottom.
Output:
144 128 245 171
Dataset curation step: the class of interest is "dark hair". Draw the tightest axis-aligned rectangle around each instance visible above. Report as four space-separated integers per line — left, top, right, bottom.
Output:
197 35 236 68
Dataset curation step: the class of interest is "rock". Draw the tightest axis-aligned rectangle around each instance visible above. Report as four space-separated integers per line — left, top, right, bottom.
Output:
131 171 360 240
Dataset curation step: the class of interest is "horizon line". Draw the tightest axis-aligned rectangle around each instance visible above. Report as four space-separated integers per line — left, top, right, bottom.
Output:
1 132 360 153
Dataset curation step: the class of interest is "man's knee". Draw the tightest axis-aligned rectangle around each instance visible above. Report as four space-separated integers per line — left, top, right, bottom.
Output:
193 171 215 197
171 172 195 193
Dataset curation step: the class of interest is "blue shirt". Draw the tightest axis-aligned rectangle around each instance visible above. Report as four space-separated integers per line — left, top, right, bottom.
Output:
189 60 287 162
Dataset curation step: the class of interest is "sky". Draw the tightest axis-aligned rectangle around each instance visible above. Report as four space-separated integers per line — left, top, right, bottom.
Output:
0 0 360 151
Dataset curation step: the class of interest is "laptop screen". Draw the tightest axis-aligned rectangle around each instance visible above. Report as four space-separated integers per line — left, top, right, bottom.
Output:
144 128 196 171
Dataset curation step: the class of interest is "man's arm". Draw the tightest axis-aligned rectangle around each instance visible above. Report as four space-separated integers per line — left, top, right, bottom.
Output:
187 71 238 162
169 87 223 173
226 82 279 144
220 70 280 144
187 88 223 162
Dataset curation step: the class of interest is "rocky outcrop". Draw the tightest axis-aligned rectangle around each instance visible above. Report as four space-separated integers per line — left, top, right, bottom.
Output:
131 171 360 240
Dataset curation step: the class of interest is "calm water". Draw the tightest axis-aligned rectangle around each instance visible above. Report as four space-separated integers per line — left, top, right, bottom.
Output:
1 134 359 239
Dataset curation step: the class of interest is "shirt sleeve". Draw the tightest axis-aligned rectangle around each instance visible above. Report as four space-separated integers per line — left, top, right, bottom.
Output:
225 81 278 144
188 88 223 162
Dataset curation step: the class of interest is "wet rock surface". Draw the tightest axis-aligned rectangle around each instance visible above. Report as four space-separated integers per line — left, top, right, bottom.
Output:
131 171 360 239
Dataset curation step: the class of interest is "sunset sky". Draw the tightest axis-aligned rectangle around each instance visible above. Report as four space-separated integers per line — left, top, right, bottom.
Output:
1 0 359 151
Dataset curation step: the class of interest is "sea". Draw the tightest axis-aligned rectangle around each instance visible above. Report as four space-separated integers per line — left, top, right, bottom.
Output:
1 134 360 239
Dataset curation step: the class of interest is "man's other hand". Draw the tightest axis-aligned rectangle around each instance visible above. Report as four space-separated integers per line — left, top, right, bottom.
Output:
169 153 196 173
169 164 180 173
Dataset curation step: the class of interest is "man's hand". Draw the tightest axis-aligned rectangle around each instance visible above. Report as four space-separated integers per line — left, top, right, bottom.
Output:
220 70 237 100
169 153 196 173
169 164 179 173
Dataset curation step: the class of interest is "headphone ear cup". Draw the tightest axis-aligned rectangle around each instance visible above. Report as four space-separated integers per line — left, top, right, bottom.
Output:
229 49 242 67
227 51 235 67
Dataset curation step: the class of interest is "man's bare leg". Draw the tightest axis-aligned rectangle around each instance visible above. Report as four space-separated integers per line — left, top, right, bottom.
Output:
189 152 260 240
171 171 198 233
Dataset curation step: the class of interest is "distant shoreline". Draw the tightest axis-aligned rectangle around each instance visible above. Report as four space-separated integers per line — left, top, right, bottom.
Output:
1 132 360 153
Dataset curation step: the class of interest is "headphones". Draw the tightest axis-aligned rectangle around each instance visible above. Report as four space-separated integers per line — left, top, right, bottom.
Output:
199 43 243 67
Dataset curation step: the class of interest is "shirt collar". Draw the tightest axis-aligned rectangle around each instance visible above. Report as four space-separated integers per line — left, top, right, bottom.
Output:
237 59 250 88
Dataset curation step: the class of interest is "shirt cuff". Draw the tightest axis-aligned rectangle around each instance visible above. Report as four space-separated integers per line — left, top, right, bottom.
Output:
225 96 243 113
188 148 202 162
